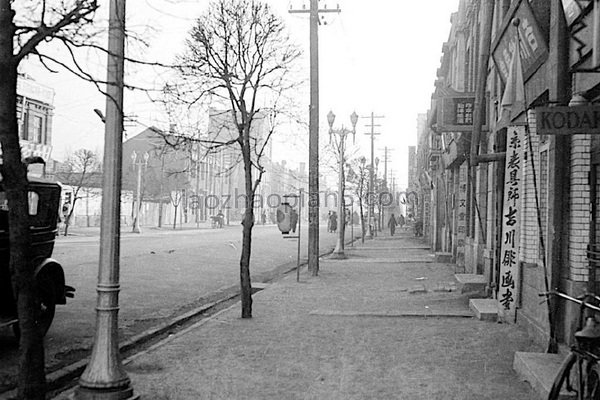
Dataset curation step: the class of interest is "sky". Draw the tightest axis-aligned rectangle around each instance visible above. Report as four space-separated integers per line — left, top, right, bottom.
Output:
21 0 460 189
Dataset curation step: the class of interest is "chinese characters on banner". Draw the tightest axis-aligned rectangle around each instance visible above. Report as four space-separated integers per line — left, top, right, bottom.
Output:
491 0 548 84
455 100 474 125
456 164 468 269
498 126 526 322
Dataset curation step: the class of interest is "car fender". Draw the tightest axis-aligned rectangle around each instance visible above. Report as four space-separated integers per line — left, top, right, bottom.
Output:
34 258 68 305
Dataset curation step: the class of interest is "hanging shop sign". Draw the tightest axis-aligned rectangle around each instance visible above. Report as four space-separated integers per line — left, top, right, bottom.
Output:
561 0 590 26
535 106 600 135
498 125 526 323
455 164 468 268
491 0 548 84
435 93 487 133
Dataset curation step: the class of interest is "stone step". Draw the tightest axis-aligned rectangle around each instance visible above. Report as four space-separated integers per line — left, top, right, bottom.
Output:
468 299 497 321
435 252 453 263
455 273 487 294
513 352 574 400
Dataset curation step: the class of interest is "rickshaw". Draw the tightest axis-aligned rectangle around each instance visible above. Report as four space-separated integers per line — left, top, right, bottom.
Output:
0 176 74 338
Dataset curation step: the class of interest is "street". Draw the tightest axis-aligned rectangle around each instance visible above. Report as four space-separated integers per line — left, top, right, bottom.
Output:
0 223 344 392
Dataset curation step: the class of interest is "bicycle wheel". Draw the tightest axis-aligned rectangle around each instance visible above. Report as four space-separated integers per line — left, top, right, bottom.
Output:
548 352 600 400
548 352 577 400
584 361 600 400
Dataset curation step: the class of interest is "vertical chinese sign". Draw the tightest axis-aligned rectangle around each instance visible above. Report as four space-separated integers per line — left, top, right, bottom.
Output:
456 164 468 270
498 125 525 322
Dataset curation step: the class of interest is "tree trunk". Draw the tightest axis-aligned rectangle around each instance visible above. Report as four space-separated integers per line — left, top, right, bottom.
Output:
0 4 47 398
240 127 254 319
173 204 178 230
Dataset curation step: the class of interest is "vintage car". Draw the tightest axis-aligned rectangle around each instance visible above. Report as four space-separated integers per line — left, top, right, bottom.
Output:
0 176 74 337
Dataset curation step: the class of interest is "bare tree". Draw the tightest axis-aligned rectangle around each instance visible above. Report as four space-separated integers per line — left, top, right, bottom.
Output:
0 2 100 398
346 157 369 243
173 0 301 318
56 148 101 235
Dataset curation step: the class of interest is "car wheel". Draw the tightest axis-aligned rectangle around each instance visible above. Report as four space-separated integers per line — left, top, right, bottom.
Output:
36 275 56 336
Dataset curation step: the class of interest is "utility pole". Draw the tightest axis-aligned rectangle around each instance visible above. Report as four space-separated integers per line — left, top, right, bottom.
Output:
379 146 393 231
75 0 137 398
289 1 340 275
364 112 383 239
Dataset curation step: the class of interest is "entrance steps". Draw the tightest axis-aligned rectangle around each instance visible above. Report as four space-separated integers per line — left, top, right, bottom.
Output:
513 352 572 399
435 252 453 263
468 299 498 321
455 273 487 295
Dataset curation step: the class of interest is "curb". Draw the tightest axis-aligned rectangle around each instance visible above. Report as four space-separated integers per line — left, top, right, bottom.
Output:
0 242 341 400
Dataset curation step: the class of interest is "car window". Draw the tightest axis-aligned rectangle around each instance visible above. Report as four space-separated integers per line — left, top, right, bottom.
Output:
28 191 39 216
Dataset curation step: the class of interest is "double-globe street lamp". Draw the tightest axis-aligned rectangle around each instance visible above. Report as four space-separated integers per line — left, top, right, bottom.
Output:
130 150 149 234
327 110 358 259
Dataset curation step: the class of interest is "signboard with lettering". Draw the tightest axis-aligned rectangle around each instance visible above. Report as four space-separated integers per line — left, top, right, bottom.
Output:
498 126 525 322
535 106 600 135
455 164 468 269
437 94 487 133
492 0 548 83
16 77 55 106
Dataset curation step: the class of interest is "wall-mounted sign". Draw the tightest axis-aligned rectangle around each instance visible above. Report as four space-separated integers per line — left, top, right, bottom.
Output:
498 125 525 323
17 77 55 106
535 106 600 135
491 0 548 83
436 92 487 133
561 0 590 26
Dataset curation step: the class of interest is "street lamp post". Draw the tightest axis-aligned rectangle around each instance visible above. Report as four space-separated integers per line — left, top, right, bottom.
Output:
327 110 358 259
131 151 149 234
75 0 138 397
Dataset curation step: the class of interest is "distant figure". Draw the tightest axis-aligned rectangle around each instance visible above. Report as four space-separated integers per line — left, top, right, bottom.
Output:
216 210 224 228
290 208 298 233
327 211 334 233
261 211 267 225
397 214 405 229
414 219 423 237
388 213 398 236
330 212 338 233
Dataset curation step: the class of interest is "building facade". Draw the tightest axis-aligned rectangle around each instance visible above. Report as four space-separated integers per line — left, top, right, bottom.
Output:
16 74 54 164
415 0 600 351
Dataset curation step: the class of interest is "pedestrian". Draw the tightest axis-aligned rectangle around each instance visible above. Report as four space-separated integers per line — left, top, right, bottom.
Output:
216 210 224 228
397 214 405 229
290 208 298 233
327 211 333 232
331 211 337 233
388 213 398 236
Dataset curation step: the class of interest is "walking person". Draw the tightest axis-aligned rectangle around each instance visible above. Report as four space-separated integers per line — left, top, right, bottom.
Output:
388 213 398 236
290 208 298 233
331 211 337 233
397 214 405 230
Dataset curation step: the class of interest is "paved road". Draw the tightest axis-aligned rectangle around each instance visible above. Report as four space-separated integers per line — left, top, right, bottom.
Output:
0 223 348 391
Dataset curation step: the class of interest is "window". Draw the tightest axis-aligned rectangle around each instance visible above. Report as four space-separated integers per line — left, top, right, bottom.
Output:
28 191 39 216
33 115 43 143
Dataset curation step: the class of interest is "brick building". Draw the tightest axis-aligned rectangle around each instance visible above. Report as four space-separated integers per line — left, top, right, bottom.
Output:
15 74 55 165
416 0 600 359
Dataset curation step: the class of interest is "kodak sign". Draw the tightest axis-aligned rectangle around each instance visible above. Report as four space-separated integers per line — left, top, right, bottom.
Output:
535 106 600 135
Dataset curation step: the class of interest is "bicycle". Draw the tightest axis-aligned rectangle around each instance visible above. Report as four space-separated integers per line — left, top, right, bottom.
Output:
540 291 600 400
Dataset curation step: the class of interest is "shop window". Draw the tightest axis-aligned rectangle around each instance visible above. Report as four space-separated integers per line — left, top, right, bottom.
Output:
33 115 43 144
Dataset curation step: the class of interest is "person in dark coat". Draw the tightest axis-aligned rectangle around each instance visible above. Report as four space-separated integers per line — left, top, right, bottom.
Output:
290 208 298 233
388 213 398 236
330 211 337 233
397 214 405 229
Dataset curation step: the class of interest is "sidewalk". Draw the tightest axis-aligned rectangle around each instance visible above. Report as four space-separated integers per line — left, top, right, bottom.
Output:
56 230 541 399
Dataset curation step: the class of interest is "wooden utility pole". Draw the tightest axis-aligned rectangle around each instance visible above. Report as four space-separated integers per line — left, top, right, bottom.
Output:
289 1 340 275
75 0 137 398
364 112 383 239
379 146 393 229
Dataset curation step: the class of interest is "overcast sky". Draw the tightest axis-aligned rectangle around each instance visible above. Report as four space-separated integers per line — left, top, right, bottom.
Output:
22 0 459 189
